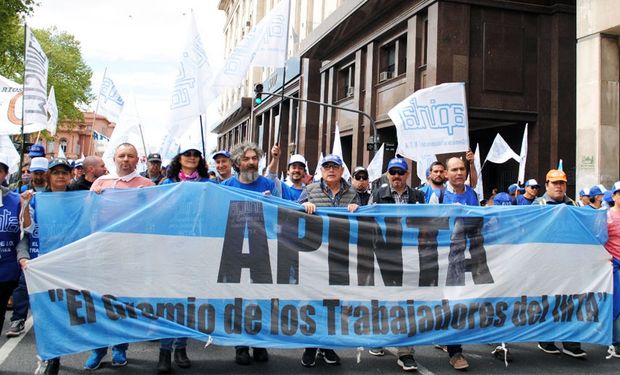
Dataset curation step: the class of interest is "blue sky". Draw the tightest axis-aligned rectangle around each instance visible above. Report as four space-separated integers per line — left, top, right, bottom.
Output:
28 0 226 154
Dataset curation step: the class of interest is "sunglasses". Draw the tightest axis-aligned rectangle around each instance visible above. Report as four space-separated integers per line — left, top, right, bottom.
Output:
388 169 406 176
182 151 201 158
354 175 368 181
322 163 340 170
528 186 540 189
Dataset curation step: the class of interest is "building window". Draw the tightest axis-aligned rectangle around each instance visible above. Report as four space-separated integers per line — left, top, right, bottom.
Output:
379 34 408 82
75 142 80 155
47 140 54 154
60 138 67 153
338 62 355 100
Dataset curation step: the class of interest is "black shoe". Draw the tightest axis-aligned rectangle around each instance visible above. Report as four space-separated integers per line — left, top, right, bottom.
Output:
43 358 60 375
319 349 340 365
492 345 513 363
157 349 172 374
562 346 587 358
253 347 269 362
538 342 561 354
235 347 251 365
301 348 317 367
174 348 191 368
397 355 418 371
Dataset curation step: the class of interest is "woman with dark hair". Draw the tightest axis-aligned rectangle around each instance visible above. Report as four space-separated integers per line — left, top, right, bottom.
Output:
160 148 211 184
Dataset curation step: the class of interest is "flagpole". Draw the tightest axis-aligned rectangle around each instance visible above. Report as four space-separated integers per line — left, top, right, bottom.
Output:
88 67 107 156
276 0 291 148
17 24 28 188
131 92 148 157
199 115 206 156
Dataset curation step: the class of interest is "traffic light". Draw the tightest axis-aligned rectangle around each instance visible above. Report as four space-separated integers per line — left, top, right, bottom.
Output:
254 84 263 105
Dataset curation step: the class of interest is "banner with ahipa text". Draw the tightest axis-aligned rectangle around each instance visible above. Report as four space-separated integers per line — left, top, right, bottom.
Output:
26 183 612 359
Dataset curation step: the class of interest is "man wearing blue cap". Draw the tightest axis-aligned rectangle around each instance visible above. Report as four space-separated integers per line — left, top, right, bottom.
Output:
587 184 607 209
516 179 540 205
297 154 359 367
577 187 590 207
213 149 233 182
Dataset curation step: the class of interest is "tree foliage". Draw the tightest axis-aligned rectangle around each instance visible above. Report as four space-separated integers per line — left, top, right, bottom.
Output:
0 0 35 79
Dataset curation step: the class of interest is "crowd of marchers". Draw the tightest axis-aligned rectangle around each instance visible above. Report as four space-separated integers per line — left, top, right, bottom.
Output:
1 140 619 374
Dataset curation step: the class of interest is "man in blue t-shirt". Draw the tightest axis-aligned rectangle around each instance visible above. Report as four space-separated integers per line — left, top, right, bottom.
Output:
516 179 540 205
264 144 306 201
221 142 277 197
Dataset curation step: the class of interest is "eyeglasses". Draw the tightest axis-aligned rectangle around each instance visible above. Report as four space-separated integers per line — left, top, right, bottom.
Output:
528 186 540 189
388 169 406 176
354 175 368 181
322 163 340 170
182 151 201 158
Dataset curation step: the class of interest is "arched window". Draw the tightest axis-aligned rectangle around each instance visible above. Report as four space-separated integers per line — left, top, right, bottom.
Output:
60 138 68 153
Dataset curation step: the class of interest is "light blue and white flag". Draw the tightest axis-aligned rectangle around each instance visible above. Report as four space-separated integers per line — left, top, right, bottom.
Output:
390 83 469 159
23 27 49 133
27 184 612 360
517 124 528 184
214 0 290 88
366 143 384 183
92 130 109 142
484 133 520 165
46 86 58 136
98 74 124 123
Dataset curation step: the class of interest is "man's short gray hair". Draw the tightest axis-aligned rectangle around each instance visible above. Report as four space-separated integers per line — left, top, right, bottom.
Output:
231 141 263 165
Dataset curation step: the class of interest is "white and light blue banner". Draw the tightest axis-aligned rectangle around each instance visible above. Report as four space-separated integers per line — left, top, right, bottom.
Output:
26 183 612 359
389 82 469 159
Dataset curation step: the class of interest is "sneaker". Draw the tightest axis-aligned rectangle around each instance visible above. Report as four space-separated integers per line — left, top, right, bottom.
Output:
253 347 269 362
84 350 106 370
5 319 25 337
492 345 513 363
111 348 128 366
397 355 418 371
434 344 448 352
449 353 469 370
368 348 385 356
301 348 317 367
319 349 340 365
537 342 561 354
606 344 620 359
42 358 60 375
562 346 587 358
235 347 251 365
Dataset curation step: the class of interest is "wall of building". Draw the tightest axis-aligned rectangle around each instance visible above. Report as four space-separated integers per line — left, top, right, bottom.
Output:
45 112 114 159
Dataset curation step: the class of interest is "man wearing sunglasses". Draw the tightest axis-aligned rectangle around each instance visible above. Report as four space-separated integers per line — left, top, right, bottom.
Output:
369 158 424 205
351 166 371 205
516 179 540 205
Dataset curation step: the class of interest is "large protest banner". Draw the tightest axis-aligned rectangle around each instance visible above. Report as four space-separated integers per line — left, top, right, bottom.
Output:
27 183 611 359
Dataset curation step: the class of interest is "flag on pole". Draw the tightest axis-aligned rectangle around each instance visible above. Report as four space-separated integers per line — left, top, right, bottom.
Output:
214 0 290 88
313 152 324 182
558 159 563 172
0 75 23 135
23 27 49 133
46 86 58 135
57 145 66 159
98 74 124 123
366 143 384 183
484 133 520 165
473 143 484 201
331 122 351 181
92 130 110 142
517 124 528 184
0 135 21 174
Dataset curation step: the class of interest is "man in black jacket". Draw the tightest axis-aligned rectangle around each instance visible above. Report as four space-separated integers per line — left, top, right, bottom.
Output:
370 158 424 205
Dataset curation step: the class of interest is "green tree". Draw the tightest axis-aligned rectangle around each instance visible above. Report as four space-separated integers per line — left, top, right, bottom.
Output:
0 0 35 79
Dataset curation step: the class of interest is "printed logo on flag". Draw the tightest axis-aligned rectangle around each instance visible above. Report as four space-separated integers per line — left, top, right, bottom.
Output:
100 78 125 107
398 98 466 136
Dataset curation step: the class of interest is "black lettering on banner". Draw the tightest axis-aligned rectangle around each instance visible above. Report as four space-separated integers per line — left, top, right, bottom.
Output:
446 217 493 286
574 293 587 321
585 293 599 322
324 299 339 335
224 298 243 334
156 302 185 325
66 289 86 326
280 304 298 336
416 305 434 332
340 305 352 335
124 303 138 319
371 300 390 334
434 299 451 330
197 303 215 333
357 217 404 286
494 302 508 327
406 300 417 337
276 207 322 284
389 306 407 334
466 302 479 329
540 295 549 323
270 298 279 334
136 302 158 320
244 304 262 335
479 302 494 328
353 305 370 335
299 305 316 336
102 295 124 320
450 303 468 329
327 215 350 285
512 296 528 326
527 300 543 325
187 297 196 329
407 217 449 287
218 201 272 284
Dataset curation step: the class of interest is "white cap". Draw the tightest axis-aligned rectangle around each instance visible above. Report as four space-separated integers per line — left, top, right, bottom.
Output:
524 179 539 187
288 154 307 167
30 157 49 172
0 153 9 170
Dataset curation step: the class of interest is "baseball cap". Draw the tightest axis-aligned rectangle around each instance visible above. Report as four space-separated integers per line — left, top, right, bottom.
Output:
0 153 9 171
612 181 620 195
29 157 49 172
74 160 83 168
579 187 590 197
493 192 513 206
28 144 45 157
212 150 231 160
604 190 614 205
508 183 524 195
546 169 567 182
589 184 607 197
352 166 368 177
387 158 408 171
48 158 72 170
321 154 343 166
147 153 162 162
180 147 201 155
525 179 539 188
288 154 307 167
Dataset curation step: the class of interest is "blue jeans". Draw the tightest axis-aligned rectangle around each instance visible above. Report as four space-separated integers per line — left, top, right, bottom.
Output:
10 273 29 322
93 343 129 355
160 338 187 351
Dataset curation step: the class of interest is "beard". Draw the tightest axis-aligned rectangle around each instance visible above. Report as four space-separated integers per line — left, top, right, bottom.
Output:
240 170 259 183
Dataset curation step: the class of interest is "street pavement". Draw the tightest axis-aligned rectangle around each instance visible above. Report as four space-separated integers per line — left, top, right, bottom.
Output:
1 314 619 374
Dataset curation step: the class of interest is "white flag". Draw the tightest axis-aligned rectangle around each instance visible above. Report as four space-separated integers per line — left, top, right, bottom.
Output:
366 143 385 182
389 82 469 160
0 136 21 174
57 145 66 159
473 143 484 201
313 152 324 182
517 124 528 184
98 74 124 123
412 154 437 185
0 75 23 135
258 154 267 176
23 27 49 132
484 133 520 164
332 122 351 181
46 86 58 135
214 0 289 87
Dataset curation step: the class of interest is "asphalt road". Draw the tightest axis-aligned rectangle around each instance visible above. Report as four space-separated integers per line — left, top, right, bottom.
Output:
1 314 619 374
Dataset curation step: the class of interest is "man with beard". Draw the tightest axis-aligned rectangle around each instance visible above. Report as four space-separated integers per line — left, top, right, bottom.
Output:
266 144 307 201
69 156 107 191
213 150 233 182
351 166 371 205
140 153 164 185
418 161 447 203
18 157 48 192
220 142 275 366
